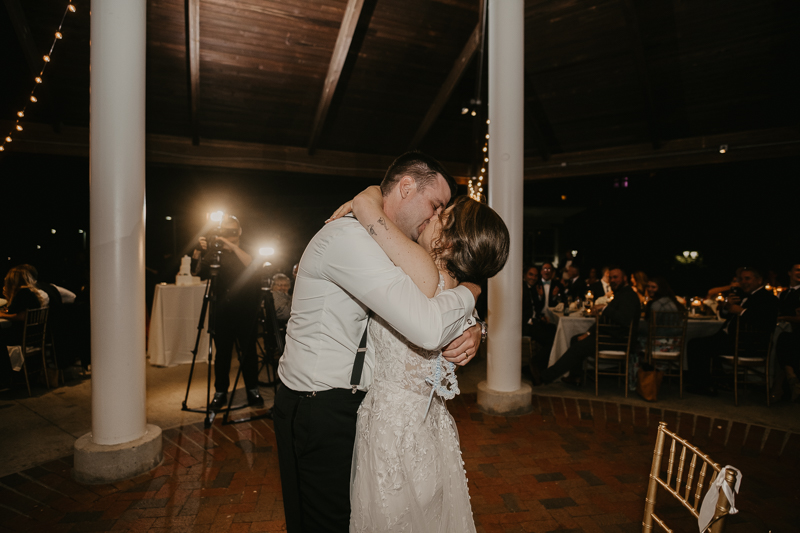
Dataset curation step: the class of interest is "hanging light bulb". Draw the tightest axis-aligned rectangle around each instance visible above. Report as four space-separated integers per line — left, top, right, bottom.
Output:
482 146 487 152
17 111 24 118
5 137 12 143
30 96 38 102
55 32 63 39
43 55 51 62
16 125 23 131
0 146 5 152
35 77 42 84
68 4 76 12
485 134 490 139
486 119 490 124
470 110 476 116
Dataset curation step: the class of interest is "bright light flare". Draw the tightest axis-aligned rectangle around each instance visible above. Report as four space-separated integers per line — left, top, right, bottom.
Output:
259 247 275 257
209 211 224 222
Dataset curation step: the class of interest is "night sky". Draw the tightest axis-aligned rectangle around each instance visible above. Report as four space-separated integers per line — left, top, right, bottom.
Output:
2 150 798 303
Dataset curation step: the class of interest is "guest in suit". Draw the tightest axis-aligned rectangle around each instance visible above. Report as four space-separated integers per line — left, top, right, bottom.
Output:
535 262 562 311
771 263 800 402
523 265 556 367
562 261 585 301
522 265 539 328
531 266 640 385
588 267 611 300
686 266 779 396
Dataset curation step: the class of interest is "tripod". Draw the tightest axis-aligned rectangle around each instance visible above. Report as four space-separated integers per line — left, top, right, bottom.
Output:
255 283 284 392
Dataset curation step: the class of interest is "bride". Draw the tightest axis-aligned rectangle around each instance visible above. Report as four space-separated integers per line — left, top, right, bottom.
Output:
332 187 509 532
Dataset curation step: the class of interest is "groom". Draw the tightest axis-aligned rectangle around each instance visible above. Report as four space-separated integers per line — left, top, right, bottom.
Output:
274 151 483 533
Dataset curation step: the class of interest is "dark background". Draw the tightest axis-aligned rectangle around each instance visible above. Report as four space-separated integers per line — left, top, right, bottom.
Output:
2 150 797 304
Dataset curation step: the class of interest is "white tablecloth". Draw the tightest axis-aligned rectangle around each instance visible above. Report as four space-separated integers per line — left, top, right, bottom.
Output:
548 313 724 367
148 283 209 367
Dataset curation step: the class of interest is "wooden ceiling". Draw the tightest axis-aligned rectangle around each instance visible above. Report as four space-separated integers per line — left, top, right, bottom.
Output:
1 0 798 181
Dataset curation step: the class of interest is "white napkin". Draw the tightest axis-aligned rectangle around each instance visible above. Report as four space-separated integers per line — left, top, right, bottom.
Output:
697 466 741 532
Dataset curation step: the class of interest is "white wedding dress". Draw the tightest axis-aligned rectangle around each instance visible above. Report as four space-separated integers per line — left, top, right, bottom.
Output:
350 275 476 533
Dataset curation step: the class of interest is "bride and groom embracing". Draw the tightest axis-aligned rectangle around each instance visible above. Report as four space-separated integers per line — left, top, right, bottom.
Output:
273 151 510 532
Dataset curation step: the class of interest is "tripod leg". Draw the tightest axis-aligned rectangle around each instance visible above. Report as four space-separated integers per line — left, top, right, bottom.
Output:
183 279 211 410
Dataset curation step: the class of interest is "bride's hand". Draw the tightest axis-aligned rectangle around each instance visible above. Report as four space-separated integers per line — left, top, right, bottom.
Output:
326 186 383 223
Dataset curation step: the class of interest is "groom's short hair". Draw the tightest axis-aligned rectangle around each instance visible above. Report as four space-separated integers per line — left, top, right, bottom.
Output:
380 151 457 200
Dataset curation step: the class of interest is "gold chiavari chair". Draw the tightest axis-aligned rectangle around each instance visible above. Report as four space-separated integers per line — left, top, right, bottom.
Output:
646 311 688 398
643 422 739 533
586 318 634 397
19 307 50 397
718 316 774 406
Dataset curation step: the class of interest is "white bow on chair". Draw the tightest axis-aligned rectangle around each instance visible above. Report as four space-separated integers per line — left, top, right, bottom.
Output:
698 465 742 532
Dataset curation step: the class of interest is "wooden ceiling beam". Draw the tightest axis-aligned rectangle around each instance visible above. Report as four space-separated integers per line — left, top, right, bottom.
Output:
0 121 472 183
3 0 40 77
307 0 369 155
409 22 481 149
524 128 800 180
621 0 660 150
185 0 201 145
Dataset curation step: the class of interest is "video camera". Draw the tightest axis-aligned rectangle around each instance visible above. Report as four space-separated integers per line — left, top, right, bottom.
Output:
207 226 240 251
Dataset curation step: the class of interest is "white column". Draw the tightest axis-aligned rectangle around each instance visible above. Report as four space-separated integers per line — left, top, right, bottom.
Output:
74 0 161 484
478 0 530 415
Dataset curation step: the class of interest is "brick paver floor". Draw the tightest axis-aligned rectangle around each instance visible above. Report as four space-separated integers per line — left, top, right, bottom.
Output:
2 393 798 532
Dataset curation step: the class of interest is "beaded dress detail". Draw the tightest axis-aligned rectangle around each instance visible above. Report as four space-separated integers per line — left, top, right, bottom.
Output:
350 273 475 532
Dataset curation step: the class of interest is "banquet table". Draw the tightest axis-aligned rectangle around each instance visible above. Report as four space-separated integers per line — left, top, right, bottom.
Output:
547 312 725 369
148 282 209 367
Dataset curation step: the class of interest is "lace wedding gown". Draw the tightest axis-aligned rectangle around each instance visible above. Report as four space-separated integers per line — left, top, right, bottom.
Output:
350 275 476 532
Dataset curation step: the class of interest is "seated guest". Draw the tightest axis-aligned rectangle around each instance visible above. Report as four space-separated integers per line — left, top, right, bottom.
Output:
640 276 685 350
562 261 585 301
271 273 293 323
531 266 640 385
630 270 649 306
588 267 611 299
585 267 599 288
522 265 539 328
771 263 800 402
535 262 562 311
686 266 779 396
706 268 745 301
1 267 46 388
523 265 556 368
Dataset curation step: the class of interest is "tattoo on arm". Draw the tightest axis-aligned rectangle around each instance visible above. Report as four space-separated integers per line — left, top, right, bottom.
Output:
367 224 377 236
377 217 388 231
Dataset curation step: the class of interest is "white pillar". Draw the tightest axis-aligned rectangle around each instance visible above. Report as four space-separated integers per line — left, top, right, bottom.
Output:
74 0 161 484
477 0 531 415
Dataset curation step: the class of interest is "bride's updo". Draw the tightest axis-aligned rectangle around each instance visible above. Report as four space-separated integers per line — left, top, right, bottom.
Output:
431 196 510 284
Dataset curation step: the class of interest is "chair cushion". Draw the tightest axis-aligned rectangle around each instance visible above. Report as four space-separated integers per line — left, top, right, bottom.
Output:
719 355 765 363
652 351 680 358
598 350 627 356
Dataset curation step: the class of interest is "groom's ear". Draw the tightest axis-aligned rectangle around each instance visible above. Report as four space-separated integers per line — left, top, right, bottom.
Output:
398 175 417 200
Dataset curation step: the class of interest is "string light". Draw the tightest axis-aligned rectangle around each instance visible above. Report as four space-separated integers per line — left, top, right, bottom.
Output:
1 1 78 154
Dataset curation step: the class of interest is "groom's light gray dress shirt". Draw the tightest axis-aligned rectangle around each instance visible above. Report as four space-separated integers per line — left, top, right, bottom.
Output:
278 216 476 393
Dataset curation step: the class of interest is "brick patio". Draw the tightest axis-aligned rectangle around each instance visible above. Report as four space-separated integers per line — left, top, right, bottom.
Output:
1 393 798 532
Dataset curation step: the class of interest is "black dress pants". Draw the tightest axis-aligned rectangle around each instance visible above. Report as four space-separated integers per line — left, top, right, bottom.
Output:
686 330 733 387
273 384 366 533
524 319 557 368
542 333 596 383
212 312 259 393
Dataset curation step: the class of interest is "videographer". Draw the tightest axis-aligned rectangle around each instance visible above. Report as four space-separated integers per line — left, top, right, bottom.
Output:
191 215 263 410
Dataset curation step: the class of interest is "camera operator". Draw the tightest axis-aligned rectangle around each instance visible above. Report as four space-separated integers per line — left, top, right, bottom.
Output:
191 215 263 410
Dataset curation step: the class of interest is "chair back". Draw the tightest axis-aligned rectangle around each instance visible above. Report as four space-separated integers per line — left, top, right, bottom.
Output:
643 422 738 533
733 316 773 361
595 319 633 355
22 307 49 354
646 311 686 360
